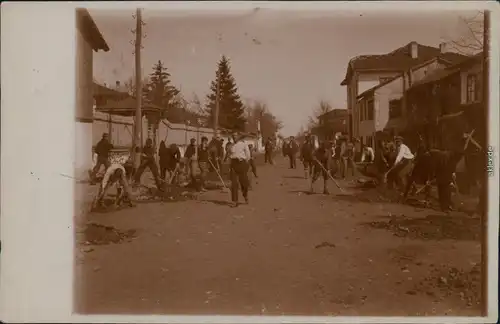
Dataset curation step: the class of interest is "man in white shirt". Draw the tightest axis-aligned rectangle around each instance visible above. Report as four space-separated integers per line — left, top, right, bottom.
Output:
361 146 375 163
92 159 135 210
360 145 375 173
228 132 251 207
385 136 414 191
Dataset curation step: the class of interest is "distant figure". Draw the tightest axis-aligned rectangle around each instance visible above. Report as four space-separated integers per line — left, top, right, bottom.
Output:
300 134 315 179
361 146 375 163
197 136 210 191
159 141 181 183
134 138 163 191
184 138 197 160
310 140 333 194
90 132 113 183
228 132 252 207
93 159 135 210
208 135 224 172
248 144 258 179
264 138 274 165
342 139 356 178
385 136 414 192
158 141 169 180
282 140 289 157
248 143 258 190
287 136 299 169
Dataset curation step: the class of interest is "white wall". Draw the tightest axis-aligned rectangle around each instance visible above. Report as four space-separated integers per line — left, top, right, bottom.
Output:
374 76 404 132
353 72 400 138
74 28 94 180
74 122 93 180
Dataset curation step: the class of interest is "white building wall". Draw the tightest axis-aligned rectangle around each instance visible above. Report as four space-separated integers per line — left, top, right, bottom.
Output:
74 29 94 180
374 77 404 132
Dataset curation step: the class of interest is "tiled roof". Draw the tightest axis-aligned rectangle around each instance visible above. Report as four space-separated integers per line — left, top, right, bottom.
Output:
93 82 129 98
318 109 348 119
409 67 461 89
409 53 482 89
341 42 468 85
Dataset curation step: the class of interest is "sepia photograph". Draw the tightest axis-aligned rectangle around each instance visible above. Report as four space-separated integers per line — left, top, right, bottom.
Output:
67 2 495 320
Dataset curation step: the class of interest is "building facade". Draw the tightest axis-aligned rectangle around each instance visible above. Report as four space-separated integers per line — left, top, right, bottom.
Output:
341 41 467 140
75 9 109 179
315 109 348 141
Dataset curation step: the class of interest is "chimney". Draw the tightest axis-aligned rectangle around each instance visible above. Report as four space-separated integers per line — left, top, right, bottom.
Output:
439 42 447 54
115 81 121 90
410 42 418 59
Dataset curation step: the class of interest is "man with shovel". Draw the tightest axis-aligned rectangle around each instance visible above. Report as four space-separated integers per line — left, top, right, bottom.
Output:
310 140 334 194
227 132 251 207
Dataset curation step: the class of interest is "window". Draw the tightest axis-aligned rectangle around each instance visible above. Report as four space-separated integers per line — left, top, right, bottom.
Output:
359 100 366 121
389 99 402 119
367 99 374 121
466 73 478 103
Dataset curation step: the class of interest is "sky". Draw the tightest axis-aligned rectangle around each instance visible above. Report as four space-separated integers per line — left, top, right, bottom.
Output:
90 7 473 136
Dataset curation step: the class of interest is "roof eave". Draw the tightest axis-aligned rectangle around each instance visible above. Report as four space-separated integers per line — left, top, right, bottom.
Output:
76 9 110 52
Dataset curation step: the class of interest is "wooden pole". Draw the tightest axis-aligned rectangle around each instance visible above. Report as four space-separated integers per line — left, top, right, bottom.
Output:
214 68 220 136
481 9 489 317
133 8 143 163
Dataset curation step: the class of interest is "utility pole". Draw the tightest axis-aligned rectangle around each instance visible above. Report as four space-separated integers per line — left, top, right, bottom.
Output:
133 8 143 164
480 9 489 318
214 66 220 136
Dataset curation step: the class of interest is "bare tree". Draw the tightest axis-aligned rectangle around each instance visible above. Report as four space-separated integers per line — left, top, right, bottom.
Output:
245 99 283 139
307 100 332 130
123 75 150 96
446 11 484 55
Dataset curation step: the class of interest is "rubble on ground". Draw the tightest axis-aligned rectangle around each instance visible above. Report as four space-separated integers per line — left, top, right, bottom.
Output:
362 213 480 241
81 223 137 245
414 264 481 308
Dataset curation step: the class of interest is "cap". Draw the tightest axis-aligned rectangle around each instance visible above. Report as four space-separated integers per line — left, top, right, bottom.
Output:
394 136 404 141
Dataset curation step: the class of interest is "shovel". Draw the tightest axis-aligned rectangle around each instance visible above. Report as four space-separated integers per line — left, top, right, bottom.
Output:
208 158 229 192
312 157 346 193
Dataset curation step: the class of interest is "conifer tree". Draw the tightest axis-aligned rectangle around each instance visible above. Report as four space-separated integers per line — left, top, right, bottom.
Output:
143 60 181 121
205 56 246 131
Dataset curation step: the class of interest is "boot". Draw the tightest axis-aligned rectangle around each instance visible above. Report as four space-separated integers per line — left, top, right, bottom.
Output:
323 180 330 195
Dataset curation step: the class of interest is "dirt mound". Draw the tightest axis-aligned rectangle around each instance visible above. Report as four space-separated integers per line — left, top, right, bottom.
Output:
83 223 137 245
362 214 480 241
413 264 482 308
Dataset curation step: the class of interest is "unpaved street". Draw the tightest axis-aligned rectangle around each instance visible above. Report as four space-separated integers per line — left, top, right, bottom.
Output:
74 156 482 316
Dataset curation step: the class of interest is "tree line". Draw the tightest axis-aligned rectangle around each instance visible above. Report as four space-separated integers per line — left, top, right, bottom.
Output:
122 56 282 139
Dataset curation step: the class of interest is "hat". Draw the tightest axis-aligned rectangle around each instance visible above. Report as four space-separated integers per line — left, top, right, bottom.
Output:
394 135 404 141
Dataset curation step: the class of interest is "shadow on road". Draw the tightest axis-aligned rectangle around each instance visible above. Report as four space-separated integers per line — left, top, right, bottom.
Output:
361 213 480 241
283 175 306 179
200 199 234 207
288 190 315 195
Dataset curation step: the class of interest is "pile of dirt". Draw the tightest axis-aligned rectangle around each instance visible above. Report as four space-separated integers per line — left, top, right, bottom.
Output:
362 214 480 241
413 264 482 308
82 223 137 245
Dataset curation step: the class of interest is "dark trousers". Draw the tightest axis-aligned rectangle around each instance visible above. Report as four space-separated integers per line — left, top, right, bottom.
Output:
249 158 258 177
264 151 274 164
303 159 313 178
342 156 356 178
134 158 162 189
311 160 329 192
230 159 249 202
288 153 297 169
388 158 412 191
91 156 110 178
437 182 452 211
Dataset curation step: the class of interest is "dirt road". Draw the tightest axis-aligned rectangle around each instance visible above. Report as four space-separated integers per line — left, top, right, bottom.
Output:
74 156 482 316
